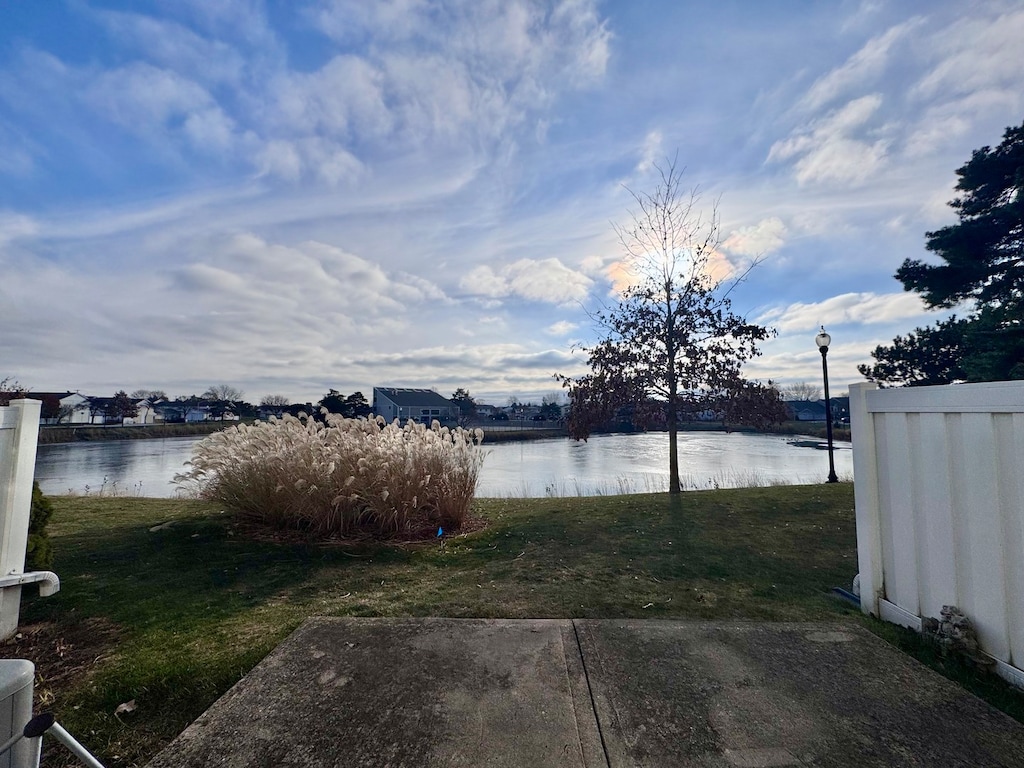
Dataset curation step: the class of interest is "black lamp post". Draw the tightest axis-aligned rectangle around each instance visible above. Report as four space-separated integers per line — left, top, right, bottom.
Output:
816 326 839 484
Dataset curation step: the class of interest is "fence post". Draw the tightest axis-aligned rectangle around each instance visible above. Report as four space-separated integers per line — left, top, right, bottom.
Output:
0 398 43 640
849 382 883 617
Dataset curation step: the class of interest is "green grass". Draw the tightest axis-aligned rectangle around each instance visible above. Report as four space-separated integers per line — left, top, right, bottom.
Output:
15 484 1022 765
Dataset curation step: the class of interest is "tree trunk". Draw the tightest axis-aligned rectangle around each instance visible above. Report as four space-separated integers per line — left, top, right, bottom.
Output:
668 401 680 494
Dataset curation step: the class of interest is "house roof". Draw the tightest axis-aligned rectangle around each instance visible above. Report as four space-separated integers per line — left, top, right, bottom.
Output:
786 400 827 416
1 391 76 418
373 388 454 408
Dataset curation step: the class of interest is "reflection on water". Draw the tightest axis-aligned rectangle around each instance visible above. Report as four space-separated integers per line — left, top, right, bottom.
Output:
34 436 201 497
474 432 853 496
34 431 853 498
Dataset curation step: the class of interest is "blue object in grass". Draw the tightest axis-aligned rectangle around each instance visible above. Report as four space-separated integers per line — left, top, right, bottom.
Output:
437 527 444 538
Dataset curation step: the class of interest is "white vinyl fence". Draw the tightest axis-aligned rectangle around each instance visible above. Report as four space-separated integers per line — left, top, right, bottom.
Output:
0 399 59 641
850 380 1024 687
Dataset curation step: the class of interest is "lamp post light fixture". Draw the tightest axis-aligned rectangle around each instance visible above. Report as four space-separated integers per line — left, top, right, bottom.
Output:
816 326 839 484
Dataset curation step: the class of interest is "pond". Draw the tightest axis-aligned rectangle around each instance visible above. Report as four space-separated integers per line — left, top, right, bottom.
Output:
33 430 853 499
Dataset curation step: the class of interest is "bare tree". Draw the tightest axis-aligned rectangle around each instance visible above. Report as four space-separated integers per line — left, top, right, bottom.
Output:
0 376 27 406
55 403 76 424
203 384 244 402
559 160 777 494
782 381 822 402
131 389 168 401
260 394 290 407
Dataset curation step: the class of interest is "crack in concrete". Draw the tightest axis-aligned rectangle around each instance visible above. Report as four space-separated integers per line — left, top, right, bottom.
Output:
572 619 612 768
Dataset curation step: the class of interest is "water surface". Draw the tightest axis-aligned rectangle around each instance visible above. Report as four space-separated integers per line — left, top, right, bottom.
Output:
34 431 853 498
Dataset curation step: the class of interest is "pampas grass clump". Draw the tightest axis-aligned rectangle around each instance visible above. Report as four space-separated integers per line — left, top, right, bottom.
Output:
175 413 484 538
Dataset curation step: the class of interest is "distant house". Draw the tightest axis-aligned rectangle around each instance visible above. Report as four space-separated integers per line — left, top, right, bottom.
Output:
258 403 289 420
128 398 163 425
80 395 144 425
373 388 459 424
153 400 209 423
475 403 498 418
6 392 89 424
786 400 828 421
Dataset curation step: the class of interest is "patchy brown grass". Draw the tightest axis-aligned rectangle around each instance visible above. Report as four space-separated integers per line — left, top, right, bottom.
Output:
14 484 1021 766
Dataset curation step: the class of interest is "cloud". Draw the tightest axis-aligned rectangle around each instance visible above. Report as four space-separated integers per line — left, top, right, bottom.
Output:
85 62 238 153
912 9 1024 101
636 130 663 172
267 55 393 140
722 217 788 257
93 8 248 86
345 343 579 377
0 120 37 176
311 0 610 86
545 320 578 336
3 1 610 186
801 17 924 111
460 258 593 304
757 292 930 332
245 0 612 180
903 9 1024 156
0 212 38 250
745 338 878 391
768 95 889 186
254 137 365 184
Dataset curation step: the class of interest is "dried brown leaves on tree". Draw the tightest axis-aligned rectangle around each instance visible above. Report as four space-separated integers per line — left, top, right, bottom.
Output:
558 160 781 493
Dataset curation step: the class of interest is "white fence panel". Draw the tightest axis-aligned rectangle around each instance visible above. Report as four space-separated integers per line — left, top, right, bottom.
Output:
0 399 60 641
851 381 1024 687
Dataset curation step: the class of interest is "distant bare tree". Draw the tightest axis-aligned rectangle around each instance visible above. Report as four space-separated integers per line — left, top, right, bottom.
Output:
0 376 27 406
55 403 76 424
782 381 822 401
203 384 244 402
260 394 290 407
131 389 168 401
88 399 106 424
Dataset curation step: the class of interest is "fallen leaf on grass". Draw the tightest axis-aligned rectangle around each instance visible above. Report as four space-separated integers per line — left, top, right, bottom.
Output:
114 700 136 716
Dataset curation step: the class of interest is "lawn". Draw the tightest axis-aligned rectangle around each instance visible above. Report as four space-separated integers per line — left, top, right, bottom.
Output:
5 484 1021 766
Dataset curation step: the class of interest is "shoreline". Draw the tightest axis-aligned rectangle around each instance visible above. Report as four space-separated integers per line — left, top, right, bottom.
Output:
38 419 851 446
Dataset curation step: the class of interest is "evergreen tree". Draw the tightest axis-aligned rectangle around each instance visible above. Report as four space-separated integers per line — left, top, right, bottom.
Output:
865 121 1024 384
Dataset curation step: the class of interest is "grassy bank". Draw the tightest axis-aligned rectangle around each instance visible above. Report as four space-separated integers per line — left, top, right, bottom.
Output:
770 419 852 442
6 485 1020 765
37 421 239 445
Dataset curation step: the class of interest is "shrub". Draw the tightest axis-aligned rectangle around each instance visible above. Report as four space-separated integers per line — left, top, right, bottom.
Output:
28 481 54 570
176 413 485 538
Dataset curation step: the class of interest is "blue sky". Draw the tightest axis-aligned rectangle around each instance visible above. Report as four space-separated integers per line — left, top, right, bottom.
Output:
2 0 1022 405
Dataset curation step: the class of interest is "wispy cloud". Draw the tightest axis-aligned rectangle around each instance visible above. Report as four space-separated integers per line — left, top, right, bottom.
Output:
461 258 593 305
800 17 924 112
545 320 579 336
768 94 890 186
757 292 931 332
722 217 788 257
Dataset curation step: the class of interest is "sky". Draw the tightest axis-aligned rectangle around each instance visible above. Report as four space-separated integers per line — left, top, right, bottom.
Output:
1 0 1022 406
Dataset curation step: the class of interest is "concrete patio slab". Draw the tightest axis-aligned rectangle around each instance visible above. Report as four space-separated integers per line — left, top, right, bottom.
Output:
573 620 1023 767
146 618 601 768
146 619 1024 768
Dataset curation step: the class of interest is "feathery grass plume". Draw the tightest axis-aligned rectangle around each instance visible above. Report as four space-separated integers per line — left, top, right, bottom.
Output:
175 414 484 537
